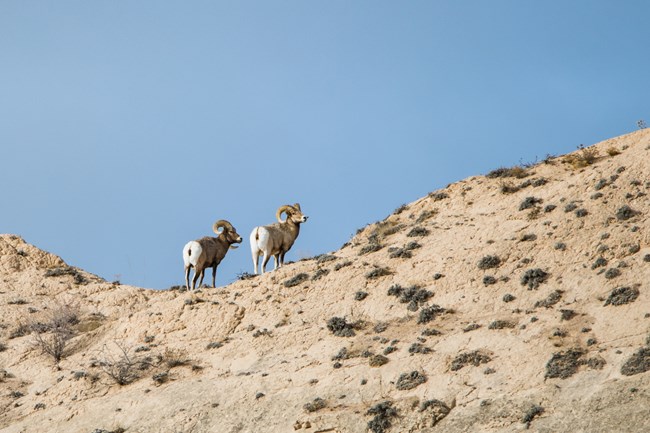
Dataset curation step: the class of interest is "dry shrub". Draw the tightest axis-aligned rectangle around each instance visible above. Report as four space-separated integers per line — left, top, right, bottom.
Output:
420 399 451 427
520 268 549 290
394 204 409 214
519 196 542 211
527 208 542 220
522 405 545 427
388 247 412 259
369 354 389 367
428 191 449 201
7 299 28 305
316 254 337 264
534 290 563 308
359 238 384 256
482 276 497 286
477 255 501 270
387 284 432 311
31 301 81 362
408 343 432 354
545 348 584 379
621 347 650 376
616 205 638 221
367 401 398 433
416 209 438 222
284 273 309 288
395 370 427 390
562 144 599 168
9 322 32 339
450 350 491 371
389 241 421 259
407 226 430 237
33 328 73 363
365 267 392 280
334 260 352 271
370 221 403 242
303 397 327 413
359 243 383 255
311 268 329 281
499 181 520 194
236 272 256 281
418 305 446 324
96 342 155 385
604 286 639 306
152 371 170 385
488 320 515 330
327 317 356 337
487 166 528 179
163 348 192 368
44 266 88 285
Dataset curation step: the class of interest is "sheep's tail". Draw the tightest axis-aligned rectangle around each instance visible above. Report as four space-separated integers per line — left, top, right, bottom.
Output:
250 227 262 253
183 241 201 267
249 227 263 274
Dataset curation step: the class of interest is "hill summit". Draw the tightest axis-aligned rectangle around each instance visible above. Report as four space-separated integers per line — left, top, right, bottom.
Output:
1 130 650 433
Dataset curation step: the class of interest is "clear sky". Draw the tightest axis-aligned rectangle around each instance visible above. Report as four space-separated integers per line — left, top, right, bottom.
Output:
2 1 648 289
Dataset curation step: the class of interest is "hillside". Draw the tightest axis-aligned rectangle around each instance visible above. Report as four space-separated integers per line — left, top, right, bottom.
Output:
1 130 650 433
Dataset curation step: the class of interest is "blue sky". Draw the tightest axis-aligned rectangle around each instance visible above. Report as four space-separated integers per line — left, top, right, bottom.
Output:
1 1 648 289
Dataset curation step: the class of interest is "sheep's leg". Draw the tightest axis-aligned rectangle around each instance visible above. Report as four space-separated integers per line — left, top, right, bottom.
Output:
274 254 280 270
261 253 271 273
197 270 205 289
191 270 201 291
211 266 217 288
184 266 192 291
250 228 261 274
279 251 286 267
252 251 260 274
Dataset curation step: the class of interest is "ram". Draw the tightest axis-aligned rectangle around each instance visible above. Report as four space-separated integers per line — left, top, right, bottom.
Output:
250 203 308 274
183 220 242 290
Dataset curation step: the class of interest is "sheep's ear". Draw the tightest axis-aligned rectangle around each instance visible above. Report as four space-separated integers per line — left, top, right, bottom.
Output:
293 203 301 210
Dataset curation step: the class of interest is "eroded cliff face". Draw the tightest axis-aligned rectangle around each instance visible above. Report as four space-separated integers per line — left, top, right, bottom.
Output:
1 130 650 433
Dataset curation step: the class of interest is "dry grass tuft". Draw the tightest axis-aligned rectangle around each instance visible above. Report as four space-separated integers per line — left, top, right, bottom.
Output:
486 166 529 179
606 146 621 156
562 144 599 168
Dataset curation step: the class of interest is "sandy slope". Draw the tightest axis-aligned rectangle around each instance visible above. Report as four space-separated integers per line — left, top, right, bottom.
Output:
1 129 649 433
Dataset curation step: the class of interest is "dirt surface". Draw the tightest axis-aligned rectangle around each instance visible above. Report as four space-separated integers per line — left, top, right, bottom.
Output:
1 129 650 432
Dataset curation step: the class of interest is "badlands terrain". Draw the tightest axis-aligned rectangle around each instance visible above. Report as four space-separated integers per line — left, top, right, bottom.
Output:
1 130 650 433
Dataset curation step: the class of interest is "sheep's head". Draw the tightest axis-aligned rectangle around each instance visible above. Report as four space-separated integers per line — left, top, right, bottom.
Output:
213 220 243 248
277 203 308 224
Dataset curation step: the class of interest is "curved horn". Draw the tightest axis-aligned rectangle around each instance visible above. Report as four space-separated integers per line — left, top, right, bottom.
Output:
276 205 294 223
213 220 234 234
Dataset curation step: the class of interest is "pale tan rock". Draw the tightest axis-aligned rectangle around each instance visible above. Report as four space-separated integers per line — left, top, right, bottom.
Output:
1 130 649 432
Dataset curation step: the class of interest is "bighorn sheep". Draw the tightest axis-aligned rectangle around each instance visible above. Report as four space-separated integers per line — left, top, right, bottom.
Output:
250 203 308 274
183 220 242 290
